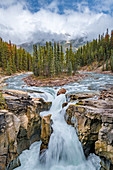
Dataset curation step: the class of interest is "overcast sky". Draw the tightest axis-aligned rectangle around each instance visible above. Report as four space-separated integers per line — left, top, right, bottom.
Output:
0 0 113 44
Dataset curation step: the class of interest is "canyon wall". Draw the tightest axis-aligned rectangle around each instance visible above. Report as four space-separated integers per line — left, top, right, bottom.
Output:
65 89 113 169
0 90 51 170
1 88 113 170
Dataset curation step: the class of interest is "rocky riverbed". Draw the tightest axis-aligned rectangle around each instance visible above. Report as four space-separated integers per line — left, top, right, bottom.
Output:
0 72 32 88
1 72 113 170
1 88 113 169
23 73 88 87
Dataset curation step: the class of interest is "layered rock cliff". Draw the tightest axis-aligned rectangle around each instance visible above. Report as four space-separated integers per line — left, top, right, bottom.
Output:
1 87 113 170
65 89 113 169
0 90 52 170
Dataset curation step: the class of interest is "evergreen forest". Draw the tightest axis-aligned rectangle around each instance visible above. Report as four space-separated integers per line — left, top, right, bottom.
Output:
0 38 32 75
0 29 113 77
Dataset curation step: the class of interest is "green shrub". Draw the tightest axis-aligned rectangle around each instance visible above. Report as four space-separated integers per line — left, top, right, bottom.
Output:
0 92 7 109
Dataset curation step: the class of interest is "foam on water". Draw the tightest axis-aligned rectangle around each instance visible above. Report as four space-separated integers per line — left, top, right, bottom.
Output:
15 94 100 170
4 72 113 170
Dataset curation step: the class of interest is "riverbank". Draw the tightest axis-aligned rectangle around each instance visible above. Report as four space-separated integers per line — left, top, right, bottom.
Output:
1 72 113 169
0 71 32 88
80 69 113 76
23 73 88 87
79 61 113 76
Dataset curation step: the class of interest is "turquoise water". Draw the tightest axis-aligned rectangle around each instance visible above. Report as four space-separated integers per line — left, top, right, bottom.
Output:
4 72 113 170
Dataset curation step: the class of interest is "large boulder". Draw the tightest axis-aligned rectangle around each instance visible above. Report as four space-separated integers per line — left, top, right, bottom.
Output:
40 114 52 151
57 88 66 96
39 114 53 163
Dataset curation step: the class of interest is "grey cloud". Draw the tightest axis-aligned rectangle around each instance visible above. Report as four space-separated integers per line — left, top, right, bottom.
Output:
0 0 113 44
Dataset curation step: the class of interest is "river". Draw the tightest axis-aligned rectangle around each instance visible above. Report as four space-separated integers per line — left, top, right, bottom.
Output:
3 72 113 170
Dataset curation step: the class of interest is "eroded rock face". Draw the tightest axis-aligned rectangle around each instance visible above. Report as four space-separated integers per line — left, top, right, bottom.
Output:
0 90 52 170
57 88 66 96
95 113 113 164
65 90 113 167
65 104 102 156
66 92 99 102
40 114 53 163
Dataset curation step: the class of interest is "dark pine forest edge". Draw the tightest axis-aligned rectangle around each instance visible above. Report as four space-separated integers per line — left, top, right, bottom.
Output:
0 29 113 78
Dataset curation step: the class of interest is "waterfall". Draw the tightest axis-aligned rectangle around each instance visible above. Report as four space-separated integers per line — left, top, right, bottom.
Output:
15 93 101 170
5 72 111 170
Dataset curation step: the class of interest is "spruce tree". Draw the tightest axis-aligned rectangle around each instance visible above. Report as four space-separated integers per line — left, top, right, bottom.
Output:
54 42 57 75
110 50 113 72
6 62 12 75
61 45 64 72
68 62 72 76
12 54 16 73
106 59 108 71
33 44 39 76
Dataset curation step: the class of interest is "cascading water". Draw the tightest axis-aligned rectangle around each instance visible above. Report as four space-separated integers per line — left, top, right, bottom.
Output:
3 72 113 170
15 93 100 170
42 95 86 168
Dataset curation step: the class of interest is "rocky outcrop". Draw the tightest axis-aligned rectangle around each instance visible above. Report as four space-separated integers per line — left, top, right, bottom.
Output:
23 73 88 87
66 92 99 101
57 88 66 96
39 114 53 163
65 90 113 168
65 103 102 156
0 90 52 170
40 114 52 152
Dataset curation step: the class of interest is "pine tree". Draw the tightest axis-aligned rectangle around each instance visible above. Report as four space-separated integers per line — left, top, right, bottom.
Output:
12 53 16 73
33 44 39 76
111 30 113 49
106 59 108 71
102 61 104 71
61 45 64 72
2 43 8 70
50 46 55 77
69 44 74 69
54 42 57 75
110 50 113 72
42 46 46 76
14 45 19 70
22 49 27 71
6 62 12 75
66 48 69 70
48 43 52 77
19 47 23 70
68 62 72 76
56 42 61 74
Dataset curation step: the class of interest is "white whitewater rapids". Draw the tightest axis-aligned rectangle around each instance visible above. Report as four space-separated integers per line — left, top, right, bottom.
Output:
4 72 112 169
15 92 100 170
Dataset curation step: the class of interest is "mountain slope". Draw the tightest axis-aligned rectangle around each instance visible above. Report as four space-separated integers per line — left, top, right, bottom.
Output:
19 35 87 54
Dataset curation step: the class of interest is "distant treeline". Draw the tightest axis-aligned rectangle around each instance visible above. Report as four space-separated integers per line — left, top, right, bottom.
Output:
74 29 113 71
32 42 74 77
33 29 113 77
0 38 32 75
0 38 74 76
0 29 113 77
